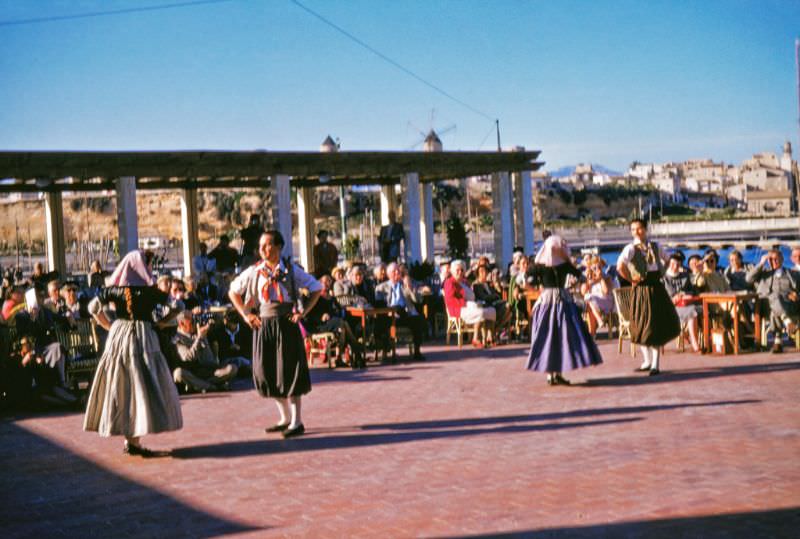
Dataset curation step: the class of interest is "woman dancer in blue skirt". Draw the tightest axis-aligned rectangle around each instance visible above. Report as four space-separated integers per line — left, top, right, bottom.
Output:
525 235 603 385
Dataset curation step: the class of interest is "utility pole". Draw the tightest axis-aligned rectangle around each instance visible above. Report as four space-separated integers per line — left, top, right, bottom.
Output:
795 38 800 227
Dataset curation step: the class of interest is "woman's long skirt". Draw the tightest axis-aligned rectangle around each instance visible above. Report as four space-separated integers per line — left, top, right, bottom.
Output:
84 320 183 437
526 288 603 373
252 316 311 398
629 273 682 347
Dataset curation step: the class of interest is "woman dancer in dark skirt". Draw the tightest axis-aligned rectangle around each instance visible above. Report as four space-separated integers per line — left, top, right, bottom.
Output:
616 219 681 375
525 235 603 385
229 230 322 438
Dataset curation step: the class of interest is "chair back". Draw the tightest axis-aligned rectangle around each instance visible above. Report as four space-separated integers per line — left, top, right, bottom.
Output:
612 287 634 325
335 294 360 308
56 318 98 360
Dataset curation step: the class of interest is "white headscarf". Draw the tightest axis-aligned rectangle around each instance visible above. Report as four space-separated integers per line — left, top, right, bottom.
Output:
106 250 155 287
534 235 569 267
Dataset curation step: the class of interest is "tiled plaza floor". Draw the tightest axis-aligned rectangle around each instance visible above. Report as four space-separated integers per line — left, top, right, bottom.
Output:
2 339 799 538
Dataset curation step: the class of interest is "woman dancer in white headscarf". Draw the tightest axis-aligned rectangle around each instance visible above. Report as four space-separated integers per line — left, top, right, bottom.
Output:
83 250 183 457
525 235 603 385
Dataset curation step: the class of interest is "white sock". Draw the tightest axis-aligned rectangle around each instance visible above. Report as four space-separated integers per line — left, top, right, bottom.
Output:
639 346 651 369
650 347 660 371
274 398 290 425
289 396 302 428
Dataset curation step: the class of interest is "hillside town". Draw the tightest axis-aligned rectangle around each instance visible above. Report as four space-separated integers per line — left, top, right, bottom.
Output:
535 141 799 217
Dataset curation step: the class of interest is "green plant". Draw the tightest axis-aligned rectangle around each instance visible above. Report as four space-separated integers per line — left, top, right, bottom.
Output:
446 214 469 262
342 234 361 261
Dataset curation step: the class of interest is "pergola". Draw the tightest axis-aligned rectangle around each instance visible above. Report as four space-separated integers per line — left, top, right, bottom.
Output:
0 147 543 276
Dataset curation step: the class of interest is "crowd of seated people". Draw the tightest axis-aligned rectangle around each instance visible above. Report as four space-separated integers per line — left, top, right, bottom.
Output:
3 233 800 414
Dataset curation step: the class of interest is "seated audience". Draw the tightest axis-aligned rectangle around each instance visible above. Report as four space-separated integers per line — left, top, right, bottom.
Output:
210 309 252 376
444 260 496 348
724 250 753 291
374 262 426 361
746 249 800 353
2 285 26 321
304 275 364 368
581 256 616 336
60 282 89 321
662 253 701 352
687 254 703 288
172 310 237 392
473 263 512 334
196 272 219 305
331 266 350 297
42 279 63 314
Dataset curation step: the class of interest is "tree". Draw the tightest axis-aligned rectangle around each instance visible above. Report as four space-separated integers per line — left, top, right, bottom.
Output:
432 183 464 233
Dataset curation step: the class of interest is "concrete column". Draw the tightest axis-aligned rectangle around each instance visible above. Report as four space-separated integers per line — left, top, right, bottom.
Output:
271 174 293 259
380 184 397 226
401 172 422 263
180 187 199 277
297 186 316 273
491 171 514 270
115 176 139 257
513 170 535 255
44 190 67 275
420 182 435 261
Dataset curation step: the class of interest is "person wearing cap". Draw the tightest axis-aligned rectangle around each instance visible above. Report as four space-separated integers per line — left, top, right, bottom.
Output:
172 310 238 392
229 230 322 438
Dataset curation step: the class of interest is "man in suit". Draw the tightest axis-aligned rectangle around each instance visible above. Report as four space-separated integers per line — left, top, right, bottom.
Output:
313 230 339 279
378 211 405 263
746 249 800 353
374 262 426 361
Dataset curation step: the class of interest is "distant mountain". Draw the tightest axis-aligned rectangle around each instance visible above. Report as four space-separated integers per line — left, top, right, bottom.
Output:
549 164 622 178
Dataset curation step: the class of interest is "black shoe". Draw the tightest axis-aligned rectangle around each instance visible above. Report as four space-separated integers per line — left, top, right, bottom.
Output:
282 424 305 438
265 423 290 433
123 443 160 458
413 352 426 362
771 342 783 354
634 366 651 372
649 368 661 376
553 374 571 386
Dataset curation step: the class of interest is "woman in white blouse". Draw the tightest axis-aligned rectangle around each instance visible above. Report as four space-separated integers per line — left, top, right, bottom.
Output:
616 219 680 375
229 230 322 439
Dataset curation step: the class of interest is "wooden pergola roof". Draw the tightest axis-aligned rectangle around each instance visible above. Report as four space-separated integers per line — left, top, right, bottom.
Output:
0 150 543 192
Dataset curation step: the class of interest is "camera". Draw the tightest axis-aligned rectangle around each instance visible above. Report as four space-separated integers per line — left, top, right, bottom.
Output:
193 310 215 326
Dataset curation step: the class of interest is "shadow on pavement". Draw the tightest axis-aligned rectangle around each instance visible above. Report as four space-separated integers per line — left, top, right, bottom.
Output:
0 422 261 538
358 399 760 431
583 361 800 387
450 506 800 538
171 416 642 459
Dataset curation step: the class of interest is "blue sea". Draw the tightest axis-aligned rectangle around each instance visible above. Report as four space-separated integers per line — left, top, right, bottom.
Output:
596 244 794 270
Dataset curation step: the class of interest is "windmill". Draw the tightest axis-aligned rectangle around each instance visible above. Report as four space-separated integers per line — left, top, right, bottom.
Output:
406 109 456 150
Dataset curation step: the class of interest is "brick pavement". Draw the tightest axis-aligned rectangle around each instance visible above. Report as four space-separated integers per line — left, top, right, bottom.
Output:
1 340 799 538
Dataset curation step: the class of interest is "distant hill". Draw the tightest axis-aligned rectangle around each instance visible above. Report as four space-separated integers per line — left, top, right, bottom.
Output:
549 164 622 178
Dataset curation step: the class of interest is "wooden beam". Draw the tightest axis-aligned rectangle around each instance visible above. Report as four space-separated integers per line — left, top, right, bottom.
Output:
0 150 543 183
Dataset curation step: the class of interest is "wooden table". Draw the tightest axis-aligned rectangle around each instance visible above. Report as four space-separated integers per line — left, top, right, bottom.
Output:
346 306 398 361
700 291 759 355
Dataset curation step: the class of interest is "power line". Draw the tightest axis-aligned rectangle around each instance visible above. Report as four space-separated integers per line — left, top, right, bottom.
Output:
289 0 496 123
0 0 236 27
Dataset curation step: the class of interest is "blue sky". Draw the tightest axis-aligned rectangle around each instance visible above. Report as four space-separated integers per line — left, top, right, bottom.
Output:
1 0 798 171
